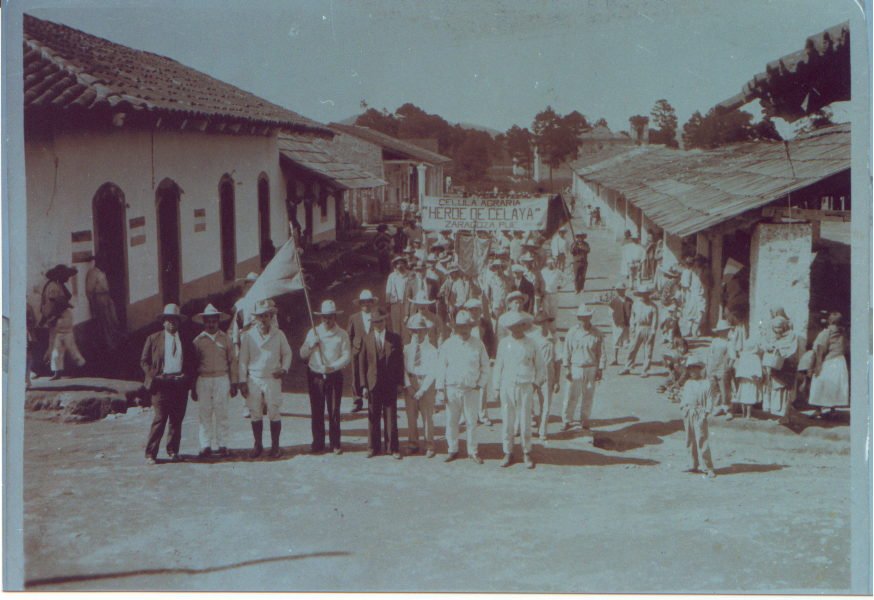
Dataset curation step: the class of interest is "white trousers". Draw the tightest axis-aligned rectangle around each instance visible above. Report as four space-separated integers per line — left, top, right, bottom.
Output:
246 376 283 421
197 375 230 449
563 366 598 428
445 386 480 454
50 331 86 371
501 382 534 454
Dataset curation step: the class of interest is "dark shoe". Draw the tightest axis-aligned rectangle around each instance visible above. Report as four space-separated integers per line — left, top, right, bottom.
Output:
500 454 512 468
50 371 63 381
425 449 436 459
217 447 229 458
198 448 212 460
269 420 282 457
405 446 418 456
561 422 572 432
169 453 183 462
392 453 402 460
352 401 364 413
310 446 325 455
444 452 459 463
250 420 264 458
470 454 484 465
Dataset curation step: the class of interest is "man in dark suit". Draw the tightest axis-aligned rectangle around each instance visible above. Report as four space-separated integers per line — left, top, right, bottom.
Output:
509 265 536 314
141 304 196 464
347 289 378 413
359 307 405 460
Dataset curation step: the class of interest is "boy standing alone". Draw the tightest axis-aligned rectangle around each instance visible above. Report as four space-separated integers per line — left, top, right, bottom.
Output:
680 355 716 478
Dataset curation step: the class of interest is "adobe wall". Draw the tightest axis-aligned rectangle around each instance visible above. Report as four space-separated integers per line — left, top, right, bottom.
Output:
749 222 814 343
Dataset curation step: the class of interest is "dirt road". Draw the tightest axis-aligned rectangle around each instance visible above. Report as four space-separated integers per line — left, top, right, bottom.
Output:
21 222 852 592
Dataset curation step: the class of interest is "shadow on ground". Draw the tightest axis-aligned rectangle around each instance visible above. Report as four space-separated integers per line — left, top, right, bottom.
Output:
591 419 684 452
713 463 788 476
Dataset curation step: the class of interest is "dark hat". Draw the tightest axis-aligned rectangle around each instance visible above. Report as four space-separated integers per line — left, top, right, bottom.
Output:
45 264 78 281
370 307 389 322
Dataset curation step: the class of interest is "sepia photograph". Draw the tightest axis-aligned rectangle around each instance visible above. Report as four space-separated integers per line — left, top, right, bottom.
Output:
2 0 871 593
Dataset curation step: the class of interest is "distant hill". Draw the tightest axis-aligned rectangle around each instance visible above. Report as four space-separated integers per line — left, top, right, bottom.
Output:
455 122 502 137
336 114 360 126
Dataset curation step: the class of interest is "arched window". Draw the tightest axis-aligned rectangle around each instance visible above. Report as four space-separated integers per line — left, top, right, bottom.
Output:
155 179 183 305
92 182 129 325
219 175 236 281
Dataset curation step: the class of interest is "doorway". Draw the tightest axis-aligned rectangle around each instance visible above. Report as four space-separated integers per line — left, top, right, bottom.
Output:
92 183 129 326
155 179 182 306
258 174 271 266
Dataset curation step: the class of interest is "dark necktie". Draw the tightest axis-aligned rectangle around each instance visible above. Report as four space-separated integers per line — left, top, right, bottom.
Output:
414 343 422 368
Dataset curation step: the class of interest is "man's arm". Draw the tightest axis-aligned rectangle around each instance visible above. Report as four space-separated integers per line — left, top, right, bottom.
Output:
299 328 316 359
533 341 546 387
329 330 352 370
491 343 504 392
278 332 293 373
476 340 491 389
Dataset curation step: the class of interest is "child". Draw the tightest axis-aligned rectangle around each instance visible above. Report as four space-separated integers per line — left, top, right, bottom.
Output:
707 319 736 419
680 355 716 478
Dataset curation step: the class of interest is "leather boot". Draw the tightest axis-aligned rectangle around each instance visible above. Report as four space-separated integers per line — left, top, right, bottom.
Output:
268 420 282 458
250 420 264 458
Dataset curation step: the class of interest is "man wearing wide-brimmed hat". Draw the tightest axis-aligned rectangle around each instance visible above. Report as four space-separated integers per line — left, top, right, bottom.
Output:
239 299 292 459
706 318 736 419
463 298 497 427
386 255 414 339
492 311 544 468
347 290 378 413
621 235 646 290
484 259 511 330
550 227 570 271
421 310 490 464
570 232 591 294
619 283 659 378
141 304 195 464
301 300 352 454
359 307 405 460
679 354 716 478
540 256 563 329
39 264 86 379
406 289 445 347
519 253 545 314
679 255 708 338
562 303 606 437
509 265 535 314
405 313 439 457
608 282 634 365
192 304 237 459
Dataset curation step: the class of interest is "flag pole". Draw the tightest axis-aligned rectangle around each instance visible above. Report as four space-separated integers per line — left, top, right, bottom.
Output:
293 242 329 369
558 192 576 239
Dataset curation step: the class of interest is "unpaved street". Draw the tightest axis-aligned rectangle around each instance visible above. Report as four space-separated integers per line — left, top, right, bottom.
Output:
22 225 852 592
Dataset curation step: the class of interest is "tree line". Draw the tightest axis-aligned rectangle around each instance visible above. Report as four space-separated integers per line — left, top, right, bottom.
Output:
355 97 834 184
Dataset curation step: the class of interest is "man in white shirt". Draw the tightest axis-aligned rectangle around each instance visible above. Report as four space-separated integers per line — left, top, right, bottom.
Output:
420 310 490 464
405 314 439 457
562 304 606 442
550 228 570 271
540 256 564 330
493 311 545 468
621 237 647 290
239 300 292 458
385 256 414 339
300 300 352 454
529 310 562 440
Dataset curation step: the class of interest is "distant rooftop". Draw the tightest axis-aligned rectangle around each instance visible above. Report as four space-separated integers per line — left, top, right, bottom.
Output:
328 123 452 165
279 135 387 190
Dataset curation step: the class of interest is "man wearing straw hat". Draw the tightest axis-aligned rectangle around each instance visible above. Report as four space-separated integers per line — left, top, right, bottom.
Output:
562 303 606 437
509 265 535 314
529 310 562 440
493 311 544 468
192 304 237 459
301 300 352 454
239 299 292 459
444 262 473 322
619 283 659 378
347 290 378 414
424 310 491 464
406 289 445 347
463 298 497 427
385 255 415 339
405 313 439 457
141 304 195 464
39 264 86 379
485 259 511 332
570 232 591 294
359 307 405 459
608 282 634 365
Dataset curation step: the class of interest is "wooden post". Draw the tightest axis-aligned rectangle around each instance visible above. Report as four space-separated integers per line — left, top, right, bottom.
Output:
708 233 723 331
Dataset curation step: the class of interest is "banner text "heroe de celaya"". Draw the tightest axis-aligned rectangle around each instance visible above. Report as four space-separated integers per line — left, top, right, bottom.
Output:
421 196 549 231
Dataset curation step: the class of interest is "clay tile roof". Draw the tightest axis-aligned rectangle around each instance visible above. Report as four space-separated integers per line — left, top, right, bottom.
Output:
327 123 452 165
573 123 850 238
715 21 850 122
22 13 332 135
279 135 387 189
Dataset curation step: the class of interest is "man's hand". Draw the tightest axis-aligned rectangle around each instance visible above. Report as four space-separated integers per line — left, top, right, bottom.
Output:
596 369 603 382
190 383 198 402
362 388 370 400
230 383 239 397
397 384 405 395
272 368 287 379
435 390 445 405
324 365 336 374
239 382 249 398
552 382 561 394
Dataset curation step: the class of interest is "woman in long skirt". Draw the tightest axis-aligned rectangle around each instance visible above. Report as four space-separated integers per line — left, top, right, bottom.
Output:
808 312 849 418
762 314 803 420
734 343 763 419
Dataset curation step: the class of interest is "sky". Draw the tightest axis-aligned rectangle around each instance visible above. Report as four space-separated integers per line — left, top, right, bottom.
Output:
18 0 859 135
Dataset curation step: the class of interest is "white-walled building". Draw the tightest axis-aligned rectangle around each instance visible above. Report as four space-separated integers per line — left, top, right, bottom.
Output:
23 14 333 331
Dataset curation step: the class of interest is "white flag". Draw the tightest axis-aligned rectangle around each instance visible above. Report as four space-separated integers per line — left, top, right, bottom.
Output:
242 237 305 304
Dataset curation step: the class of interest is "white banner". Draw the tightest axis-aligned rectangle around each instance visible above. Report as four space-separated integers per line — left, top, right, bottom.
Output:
421 195 550 231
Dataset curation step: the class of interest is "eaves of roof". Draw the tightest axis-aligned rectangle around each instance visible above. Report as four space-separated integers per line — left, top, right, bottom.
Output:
279 136 387 190
328 123 452 165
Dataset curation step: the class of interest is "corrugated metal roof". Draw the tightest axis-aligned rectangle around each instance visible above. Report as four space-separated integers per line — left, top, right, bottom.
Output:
573 123 850 237
328 123 452 165
279 135 387 190
23 14 332 136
